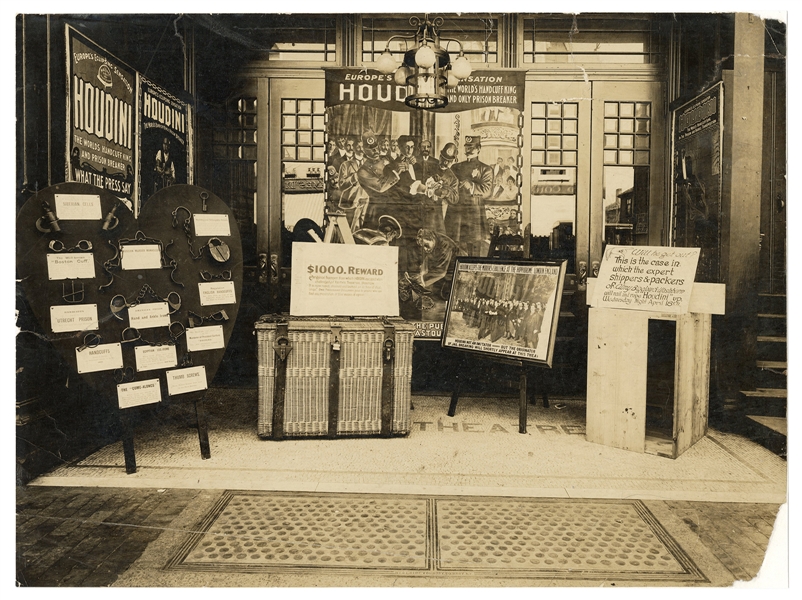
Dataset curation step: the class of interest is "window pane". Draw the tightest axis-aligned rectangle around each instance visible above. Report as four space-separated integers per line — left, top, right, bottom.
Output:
531 135 546 149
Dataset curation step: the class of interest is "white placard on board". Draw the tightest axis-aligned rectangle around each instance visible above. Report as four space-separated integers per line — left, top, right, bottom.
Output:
127 302 170 329
75 342 123 374
51 304 98 333
198 281 236 306
120 245 163 270
54 193 103 220
46 253 96 280
193 214 231 237
185 325 225 352
166 365 208 396
117 378 162 409
134 344 177 372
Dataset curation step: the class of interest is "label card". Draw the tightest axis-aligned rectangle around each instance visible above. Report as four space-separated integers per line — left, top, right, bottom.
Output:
134 344 177 372
186 325 225 352
51 304 99 333
47 253 96 280
128 302 170 329
117 378 162 409
194 214 231 237
75 342 123 374
198 281 236 306
590 245 701 314
166 365 207 396
120 245 163 270
54 193 102 220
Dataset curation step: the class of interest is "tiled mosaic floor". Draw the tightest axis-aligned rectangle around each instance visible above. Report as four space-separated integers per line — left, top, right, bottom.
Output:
165 491 708 583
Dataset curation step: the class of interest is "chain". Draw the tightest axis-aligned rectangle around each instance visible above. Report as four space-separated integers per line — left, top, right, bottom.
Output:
172 206 204 260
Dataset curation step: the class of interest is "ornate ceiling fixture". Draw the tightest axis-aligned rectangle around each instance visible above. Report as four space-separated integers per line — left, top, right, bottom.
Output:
374 15 472 110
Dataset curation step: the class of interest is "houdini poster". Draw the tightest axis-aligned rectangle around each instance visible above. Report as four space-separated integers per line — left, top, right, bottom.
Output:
324 69 526 336
66 26 137 210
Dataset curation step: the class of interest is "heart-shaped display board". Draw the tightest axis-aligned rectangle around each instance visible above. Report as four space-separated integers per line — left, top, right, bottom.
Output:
16 183 242 472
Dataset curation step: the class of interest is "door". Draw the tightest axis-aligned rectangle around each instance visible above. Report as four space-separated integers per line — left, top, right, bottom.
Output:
525 79 665 282
759 70 786 295
258 76 326 311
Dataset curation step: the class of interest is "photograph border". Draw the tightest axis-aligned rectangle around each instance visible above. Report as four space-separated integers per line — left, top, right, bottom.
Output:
441 257 567 367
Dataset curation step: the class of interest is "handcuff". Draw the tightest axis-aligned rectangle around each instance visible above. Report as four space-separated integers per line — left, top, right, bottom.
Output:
200 269 232 281
49 239 92 252
172 204 231 263
119 320 185 347
187 309 229 328
76 332 102 352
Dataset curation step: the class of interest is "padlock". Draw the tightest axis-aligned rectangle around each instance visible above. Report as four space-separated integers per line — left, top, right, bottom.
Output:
207 237 231 263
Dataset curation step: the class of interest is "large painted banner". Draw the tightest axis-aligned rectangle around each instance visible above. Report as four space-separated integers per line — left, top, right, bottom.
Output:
66 26 137 210
138 77 193 216
324 69 525 336
671 82 723 283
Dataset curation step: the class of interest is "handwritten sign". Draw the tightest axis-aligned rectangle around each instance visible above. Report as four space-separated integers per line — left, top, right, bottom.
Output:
291 242 399 316
128 302 170 328
166 365 207 396
120 245 162 270
50 304 98 333
117 378 162 409
75 342 123 374
194 214 230 237
47 253 95 280
54 193 102 220
591 245 700 314
198 281 236 306
134 344 177 372
186 325 225 352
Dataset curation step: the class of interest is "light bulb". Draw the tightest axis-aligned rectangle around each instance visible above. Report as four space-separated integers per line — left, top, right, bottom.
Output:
446 72 460 88
376 50 397 75
451 55 472 80
415 45 436 69
394 66 411 86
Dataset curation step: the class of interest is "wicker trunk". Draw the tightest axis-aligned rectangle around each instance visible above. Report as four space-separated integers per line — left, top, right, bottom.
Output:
255 316 414 438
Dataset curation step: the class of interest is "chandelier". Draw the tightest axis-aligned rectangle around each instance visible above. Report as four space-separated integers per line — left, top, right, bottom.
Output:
374 15 472 109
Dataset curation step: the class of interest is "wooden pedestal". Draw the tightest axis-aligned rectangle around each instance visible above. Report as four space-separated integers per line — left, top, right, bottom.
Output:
585 281 725 458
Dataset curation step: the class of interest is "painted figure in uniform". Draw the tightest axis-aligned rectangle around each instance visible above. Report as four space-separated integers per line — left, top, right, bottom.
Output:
448 135 493 256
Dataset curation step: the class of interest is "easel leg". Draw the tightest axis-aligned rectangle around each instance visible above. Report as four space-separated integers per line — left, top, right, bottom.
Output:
448 376 461 417
120 411 137 474
195 398 211 459
519 368 527 434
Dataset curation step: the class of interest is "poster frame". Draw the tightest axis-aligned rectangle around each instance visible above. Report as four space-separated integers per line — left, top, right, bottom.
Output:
441 257 566 367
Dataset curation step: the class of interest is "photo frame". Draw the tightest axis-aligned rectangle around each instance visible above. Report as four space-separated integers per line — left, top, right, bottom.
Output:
442 258 567 367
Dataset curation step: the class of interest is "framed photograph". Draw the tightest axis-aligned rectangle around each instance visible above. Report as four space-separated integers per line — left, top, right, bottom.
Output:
442 258 567 367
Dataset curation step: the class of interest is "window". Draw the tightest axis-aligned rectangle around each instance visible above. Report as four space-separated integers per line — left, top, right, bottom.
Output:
262 15 338 62
522 15 665 64
530 102 579 166
361 14 499 66
281 99 326 163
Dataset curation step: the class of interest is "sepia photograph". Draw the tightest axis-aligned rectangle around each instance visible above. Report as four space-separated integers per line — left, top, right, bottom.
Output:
11 5 790 591
442 258 566 366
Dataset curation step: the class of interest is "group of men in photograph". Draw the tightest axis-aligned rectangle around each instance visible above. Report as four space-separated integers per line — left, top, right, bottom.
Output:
455 294 545 349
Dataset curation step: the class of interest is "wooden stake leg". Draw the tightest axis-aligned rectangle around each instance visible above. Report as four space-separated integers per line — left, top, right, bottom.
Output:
195 398 211 459
448 376 461 417
519 368 528 434
120 412 137 474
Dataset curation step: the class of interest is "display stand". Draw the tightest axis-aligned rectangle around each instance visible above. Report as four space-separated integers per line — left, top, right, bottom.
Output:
16 183 243 474
585 279 725 458
447 358 536 434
